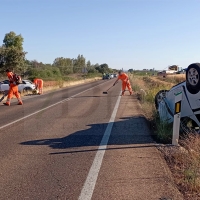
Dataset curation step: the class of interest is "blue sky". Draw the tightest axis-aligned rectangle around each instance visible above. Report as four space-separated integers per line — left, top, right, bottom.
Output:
1 0 200 70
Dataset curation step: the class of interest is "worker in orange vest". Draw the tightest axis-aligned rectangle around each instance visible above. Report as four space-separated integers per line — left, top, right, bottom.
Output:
33 78 43 94
113 70 133 96
3 69 23 106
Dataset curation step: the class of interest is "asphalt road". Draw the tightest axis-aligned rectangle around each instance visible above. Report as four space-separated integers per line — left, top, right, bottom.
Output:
0 79 183 200
0 79 120 199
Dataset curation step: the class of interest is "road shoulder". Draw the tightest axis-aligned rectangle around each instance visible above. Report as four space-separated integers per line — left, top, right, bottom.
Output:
92 94 183 200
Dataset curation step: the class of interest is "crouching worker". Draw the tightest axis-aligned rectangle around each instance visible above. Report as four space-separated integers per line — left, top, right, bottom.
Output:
113 70 133 96
33 78 43 95
3 69 23 106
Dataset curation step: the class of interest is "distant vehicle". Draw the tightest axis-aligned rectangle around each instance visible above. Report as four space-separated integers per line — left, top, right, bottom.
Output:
176 68 187 74
0 79 36 93
113 74 117 78
166 65 182 74
110 74 114 79
103 74 114 80
102 74 108 80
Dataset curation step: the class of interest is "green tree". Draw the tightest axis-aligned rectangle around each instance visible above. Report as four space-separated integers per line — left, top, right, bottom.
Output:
3 31 24 51
95 63 110 74
86 60 91 68
0 46 5 67
86 60 96 73
0 31 26 72
73 54 86 73
53 57 73 75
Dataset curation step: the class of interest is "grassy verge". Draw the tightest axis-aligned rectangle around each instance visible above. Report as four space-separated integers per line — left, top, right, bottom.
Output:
161 134 200 199
33 73 102 89
130 75 172 143
130 74 200 199
157 74 185 85
83 72 102 79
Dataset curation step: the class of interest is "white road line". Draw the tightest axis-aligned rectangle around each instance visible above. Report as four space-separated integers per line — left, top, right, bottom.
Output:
0 81 109 130
78 92 121 200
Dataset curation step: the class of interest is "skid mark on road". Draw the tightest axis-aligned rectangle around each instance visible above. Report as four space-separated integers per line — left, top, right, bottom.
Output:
78 92 121 200
0 81 108 131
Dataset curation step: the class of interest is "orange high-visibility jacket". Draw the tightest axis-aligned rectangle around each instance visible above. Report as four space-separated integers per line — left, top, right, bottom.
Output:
33 79 43 86
117 73 129 82
6 71 21 103
33 79 38 85
7 72 16 86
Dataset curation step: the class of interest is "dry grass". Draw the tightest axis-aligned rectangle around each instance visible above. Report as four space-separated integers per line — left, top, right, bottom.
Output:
157 74 186 85
130 75 171 121
161 134 200 199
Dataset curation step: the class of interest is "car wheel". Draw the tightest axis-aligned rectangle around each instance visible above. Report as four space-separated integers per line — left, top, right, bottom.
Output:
155 90 169 110
186 82 199 94
186 63 200 94
23 87 32 93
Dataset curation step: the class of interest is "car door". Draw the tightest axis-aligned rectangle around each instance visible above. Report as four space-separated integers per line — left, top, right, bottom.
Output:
0 80 9 92
18 81 26 92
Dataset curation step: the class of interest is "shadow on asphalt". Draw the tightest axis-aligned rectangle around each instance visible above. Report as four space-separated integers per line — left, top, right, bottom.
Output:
72 95 138 98
72 95 118 98
20 116 155 154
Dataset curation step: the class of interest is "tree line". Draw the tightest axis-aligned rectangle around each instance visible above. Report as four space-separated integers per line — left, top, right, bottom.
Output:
0 31 114 80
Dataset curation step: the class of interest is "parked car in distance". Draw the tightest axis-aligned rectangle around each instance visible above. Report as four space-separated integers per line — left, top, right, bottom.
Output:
0 79 36 93
110 74 114 79
103 73 114 80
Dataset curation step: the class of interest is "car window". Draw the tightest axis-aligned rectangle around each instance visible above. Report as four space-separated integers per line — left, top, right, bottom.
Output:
3 80 9 84
23 80 33 84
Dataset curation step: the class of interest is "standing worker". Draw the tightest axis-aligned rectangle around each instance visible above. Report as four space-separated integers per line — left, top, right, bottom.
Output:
113 70 133 96
103 72 106 79
3 69 23 106
33 78 43 95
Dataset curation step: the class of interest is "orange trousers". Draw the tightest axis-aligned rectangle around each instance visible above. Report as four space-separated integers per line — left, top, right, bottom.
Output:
6 84 22 104
36 80 43 94
122 81 132 92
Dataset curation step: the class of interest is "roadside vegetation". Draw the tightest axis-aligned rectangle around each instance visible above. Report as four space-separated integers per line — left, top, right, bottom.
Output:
130 73 200 199
157 74 186 85
0 31 115 83
129 74 172 142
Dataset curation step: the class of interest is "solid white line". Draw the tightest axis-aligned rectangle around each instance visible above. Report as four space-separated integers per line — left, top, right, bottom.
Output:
0 81 108 130
78 92 121 200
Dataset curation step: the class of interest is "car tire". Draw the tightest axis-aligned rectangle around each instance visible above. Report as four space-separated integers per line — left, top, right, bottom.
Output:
186 82 199 94
155 90 169 110
23 87 32 93
186 63 200 94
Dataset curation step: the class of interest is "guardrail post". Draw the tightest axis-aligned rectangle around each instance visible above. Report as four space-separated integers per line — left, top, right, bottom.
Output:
172 89 183 145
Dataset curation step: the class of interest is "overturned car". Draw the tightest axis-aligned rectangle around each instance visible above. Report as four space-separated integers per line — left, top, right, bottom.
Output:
155 63 200 133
